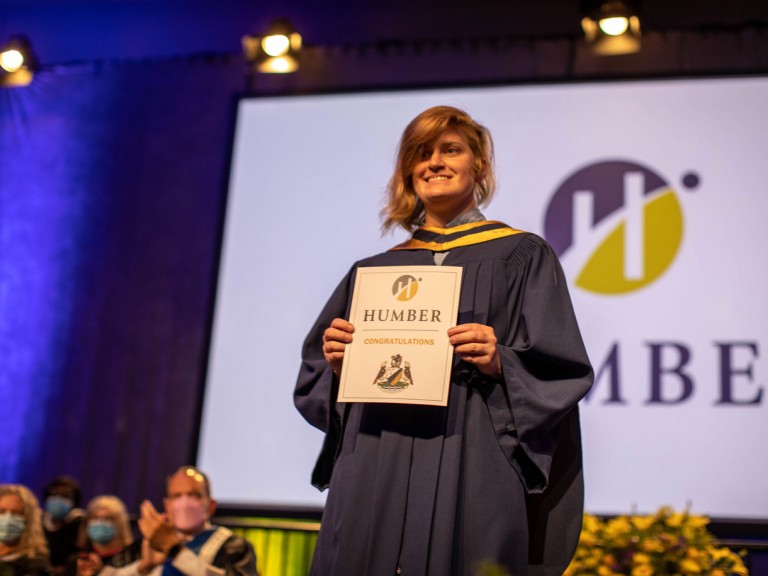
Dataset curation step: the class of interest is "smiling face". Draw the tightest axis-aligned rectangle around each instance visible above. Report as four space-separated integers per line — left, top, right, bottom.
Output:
411 131 481 227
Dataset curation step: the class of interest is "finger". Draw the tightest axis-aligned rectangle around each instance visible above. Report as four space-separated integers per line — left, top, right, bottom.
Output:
324 352 345 364
138 515 158 534
449 323 493 338
323 328 353 344
329 318 354 333
323 339 348 353
449 331 481 346
458 351 493 363
140 500 157 518
137 518 150 537
448 323 488 336
450 331 495 347
455 345 493 360
146 501 163 522
140 505 163 534
140 507 157 527
145 500 160 515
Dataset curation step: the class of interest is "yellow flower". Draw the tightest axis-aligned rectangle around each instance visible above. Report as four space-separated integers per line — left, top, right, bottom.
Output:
579 532 598 547
604 517 632 541
685 547 701 559
731 556 749 575
640 539 664 554
658 531 677 545
631 565 654 576
631 515 656 531
568 508 748 576
711 547 739 563
687 515 710 529
666 512 685 528
583 514 601 533
679 558 703 573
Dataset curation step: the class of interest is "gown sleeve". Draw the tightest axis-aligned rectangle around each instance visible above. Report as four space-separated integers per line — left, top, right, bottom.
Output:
293 266 357 490
493 236 594 494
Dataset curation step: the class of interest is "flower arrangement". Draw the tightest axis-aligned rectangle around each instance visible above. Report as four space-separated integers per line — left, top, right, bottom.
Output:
564 507 749 576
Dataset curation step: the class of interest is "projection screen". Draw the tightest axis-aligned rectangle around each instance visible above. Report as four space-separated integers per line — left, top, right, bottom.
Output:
197 77 768 519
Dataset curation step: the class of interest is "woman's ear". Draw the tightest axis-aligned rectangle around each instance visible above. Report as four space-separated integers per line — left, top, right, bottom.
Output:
474 158 488 181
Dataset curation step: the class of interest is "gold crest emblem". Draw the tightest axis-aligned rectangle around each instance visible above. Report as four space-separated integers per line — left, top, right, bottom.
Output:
373 354 413 392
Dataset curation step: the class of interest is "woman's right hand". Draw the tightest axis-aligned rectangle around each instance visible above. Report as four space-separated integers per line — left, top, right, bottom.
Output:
322 318 354 376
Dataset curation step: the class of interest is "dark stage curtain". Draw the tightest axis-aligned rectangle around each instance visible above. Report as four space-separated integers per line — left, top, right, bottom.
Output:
0 55 245 509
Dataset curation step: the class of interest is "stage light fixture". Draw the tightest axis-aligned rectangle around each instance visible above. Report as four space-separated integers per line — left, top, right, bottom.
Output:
581 1 641 56
242 19 302 74
0 36 36 87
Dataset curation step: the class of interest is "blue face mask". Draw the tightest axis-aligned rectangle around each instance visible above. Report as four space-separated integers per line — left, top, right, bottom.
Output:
45 496 74 520
87 520 117 544
0 512 26 543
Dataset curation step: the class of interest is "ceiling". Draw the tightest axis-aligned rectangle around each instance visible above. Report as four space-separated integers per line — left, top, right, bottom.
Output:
1 0 768 65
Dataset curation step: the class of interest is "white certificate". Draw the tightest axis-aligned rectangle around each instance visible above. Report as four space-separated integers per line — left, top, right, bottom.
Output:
337 265 463 406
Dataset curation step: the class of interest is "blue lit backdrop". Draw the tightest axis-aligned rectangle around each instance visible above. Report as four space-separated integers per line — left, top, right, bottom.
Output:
0 57 243 507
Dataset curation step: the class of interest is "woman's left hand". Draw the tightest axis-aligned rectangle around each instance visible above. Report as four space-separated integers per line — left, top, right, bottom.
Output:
448 323 502 379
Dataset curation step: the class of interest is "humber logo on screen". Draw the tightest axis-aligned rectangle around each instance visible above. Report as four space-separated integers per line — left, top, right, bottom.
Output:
543 159 699 295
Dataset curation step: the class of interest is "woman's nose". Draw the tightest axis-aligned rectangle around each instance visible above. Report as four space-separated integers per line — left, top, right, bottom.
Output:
428 151 444 169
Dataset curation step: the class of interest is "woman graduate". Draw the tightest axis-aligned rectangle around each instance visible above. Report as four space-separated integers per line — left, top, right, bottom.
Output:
295 106 594 576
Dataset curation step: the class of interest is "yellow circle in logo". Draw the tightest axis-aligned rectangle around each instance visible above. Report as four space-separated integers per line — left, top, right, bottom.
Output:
544 160 689 295
576 188 684 294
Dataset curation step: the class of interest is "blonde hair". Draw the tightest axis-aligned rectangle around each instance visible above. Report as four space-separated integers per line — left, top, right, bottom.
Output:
0 484 49 560
381 105 496 232
78 495 134 549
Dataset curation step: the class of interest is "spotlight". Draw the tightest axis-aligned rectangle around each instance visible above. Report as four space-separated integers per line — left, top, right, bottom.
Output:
581 1 641 56
0 36 36 87
242 19 302 74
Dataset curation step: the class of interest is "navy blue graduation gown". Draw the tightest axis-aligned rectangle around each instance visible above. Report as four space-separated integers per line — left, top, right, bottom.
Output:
295 231 594 576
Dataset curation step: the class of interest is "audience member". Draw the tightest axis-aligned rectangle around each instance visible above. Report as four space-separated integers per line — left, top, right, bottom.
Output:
66 496 140 576
42 477 85 576
0 484 51 576
128 467 258 576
